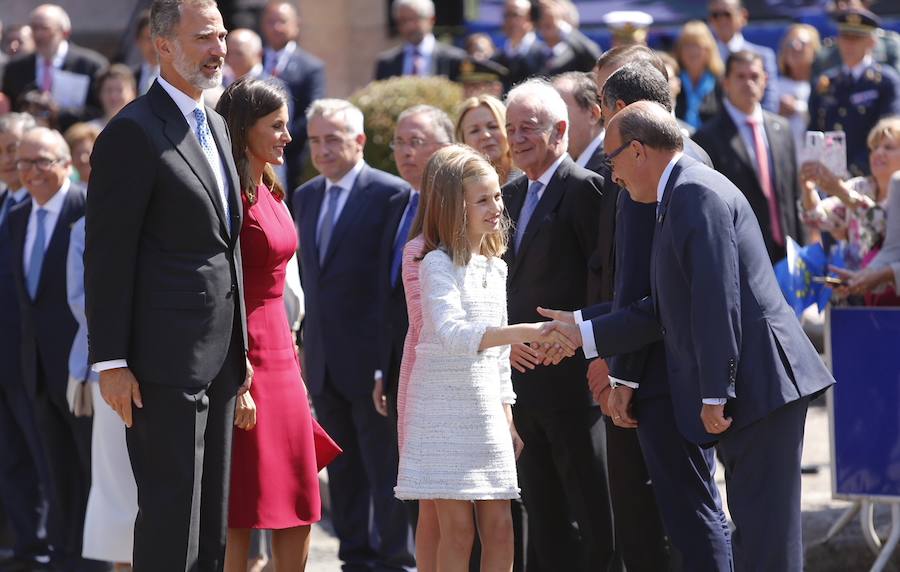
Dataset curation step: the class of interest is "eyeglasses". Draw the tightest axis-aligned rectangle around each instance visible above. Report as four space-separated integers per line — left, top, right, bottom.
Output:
16 158 60 171
709 10 734 19
604 139 639 169
389 137 428 151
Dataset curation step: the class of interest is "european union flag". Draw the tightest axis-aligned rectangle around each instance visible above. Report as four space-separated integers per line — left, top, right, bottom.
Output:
774 237 846 316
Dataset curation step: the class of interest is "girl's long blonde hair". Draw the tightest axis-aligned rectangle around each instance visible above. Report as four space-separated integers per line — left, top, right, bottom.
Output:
420 144 509 266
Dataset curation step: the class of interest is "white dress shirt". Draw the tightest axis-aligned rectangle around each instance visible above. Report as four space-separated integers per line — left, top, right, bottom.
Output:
24 178 70 276
504 31 538 58
394 189 420 243
844 55 874 81
263 40 296 77
35 40 69 87
403 33 436 76
317 160 365 234
527 152 569 201
722 98 769 177
574 131 605 169
138 62 160 95
575 152 729 405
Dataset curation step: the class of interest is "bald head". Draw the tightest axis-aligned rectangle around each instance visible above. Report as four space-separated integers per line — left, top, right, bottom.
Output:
610 101 683 153
226 28 263 79
30 4 70 59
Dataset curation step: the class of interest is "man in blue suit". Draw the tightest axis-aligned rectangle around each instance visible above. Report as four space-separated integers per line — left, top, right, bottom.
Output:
707 0 779 113
0 113 49 571
8 127 103 571
293 99 414 572
260 0 326 191
548 102 835 571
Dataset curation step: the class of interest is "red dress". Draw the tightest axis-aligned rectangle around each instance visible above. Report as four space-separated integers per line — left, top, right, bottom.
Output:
229 184 321 529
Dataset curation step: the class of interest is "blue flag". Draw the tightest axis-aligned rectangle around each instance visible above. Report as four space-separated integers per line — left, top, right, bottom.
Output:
774 237 845 316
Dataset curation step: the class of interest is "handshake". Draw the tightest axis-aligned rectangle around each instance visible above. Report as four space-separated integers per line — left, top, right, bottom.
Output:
511 307 583 373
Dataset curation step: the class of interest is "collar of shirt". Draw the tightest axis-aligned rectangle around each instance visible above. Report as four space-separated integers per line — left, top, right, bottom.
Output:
723 97 763 128
657 152 684 204
575 131 605 168
326 159 365 192
36 40 69 72
30 177 70 215
7 187 29 203
406 33 436 58
264 41 296 73
142 62 160 77
157 73 204 125
529 152 568 198
723 33 745 54
844 55 874 81
505 31 537 57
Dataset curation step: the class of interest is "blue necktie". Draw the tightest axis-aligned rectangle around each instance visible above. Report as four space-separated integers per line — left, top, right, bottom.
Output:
317 186 342 265
27 208 48 299
391 192 419 287
192 108 231 224
515 181 543 251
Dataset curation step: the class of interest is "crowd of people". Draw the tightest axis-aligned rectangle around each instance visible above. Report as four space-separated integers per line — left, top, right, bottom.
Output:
0 0 898 571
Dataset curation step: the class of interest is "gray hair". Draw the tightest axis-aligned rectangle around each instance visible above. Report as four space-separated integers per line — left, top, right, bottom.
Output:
601 63 673 113
32 4 71 34
615 102 683 152
506 78 569 144
150 0 217 39
393 0 435 19
396 105 455 144
22 126 72 161
553 71 600 112
0 113 37 137
305 99 365 136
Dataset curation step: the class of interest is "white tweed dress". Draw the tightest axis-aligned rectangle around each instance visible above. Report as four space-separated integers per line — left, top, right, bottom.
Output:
394 249 520 501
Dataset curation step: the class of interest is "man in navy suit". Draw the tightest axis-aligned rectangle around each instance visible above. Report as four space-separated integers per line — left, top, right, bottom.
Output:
493 0 546 92
2 4 108 129
8 127 102 571
373 105 452 421
550 102 835 571
0 113 49 571
374 0 466 82
294 99 414 572
260 0 325 191
707 0 779 113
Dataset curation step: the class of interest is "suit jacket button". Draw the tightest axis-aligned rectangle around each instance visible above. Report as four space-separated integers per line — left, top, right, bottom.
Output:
660 327 666 335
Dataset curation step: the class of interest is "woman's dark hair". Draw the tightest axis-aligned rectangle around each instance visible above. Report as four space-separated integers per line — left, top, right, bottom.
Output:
215 76 289 204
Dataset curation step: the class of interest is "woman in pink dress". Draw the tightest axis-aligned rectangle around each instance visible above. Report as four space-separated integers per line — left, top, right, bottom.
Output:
216 77 336 571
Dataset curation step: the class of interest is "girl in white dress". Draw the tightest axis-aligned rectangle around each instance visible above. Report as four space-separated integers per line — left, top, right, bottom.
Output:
394 145 576 572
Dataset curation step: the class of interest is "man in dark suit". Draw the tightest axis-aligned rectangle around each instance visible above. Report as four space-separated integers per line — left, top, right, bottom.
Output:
566 56 730 572
502 79 614 572
493 0 546 91
85 1 249 569
0 113 50 572
132 10 159 96
707 0 779 113
8 127 100 571
2 4 107 130
807 8 900 178
294 98 414 572
694 50 802 263
260 0 325 191
374 0 466 82
373 105 451 420
537 1 601 76
555 102 835 571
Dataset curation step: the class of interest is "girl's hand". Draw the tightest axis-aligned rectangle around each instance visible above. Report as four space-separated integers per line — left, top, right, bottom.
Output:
234 392 257 431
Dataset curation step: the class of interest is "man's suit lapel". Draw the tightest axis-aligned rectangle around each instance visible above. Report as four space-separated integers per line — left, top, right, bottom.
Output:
723 113 753 176
10 200 30 299
651 156 687 313
385 188 411 293
303 179 326 272
150 84 231 239
207 107 242 241
509 159 568 280
763 113 791 223
321 164 372 269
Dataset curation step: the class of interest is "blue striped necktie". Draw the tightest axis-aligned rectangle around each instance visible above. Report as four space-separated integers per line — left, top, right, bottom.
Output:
391 192 419 287
515 181 542 251
27 208 48 299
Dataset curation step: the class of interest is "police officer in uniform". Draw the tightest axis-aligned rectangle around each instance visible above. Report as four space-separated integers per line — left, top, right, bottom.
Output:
808 8 900 177
812 1 900 78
